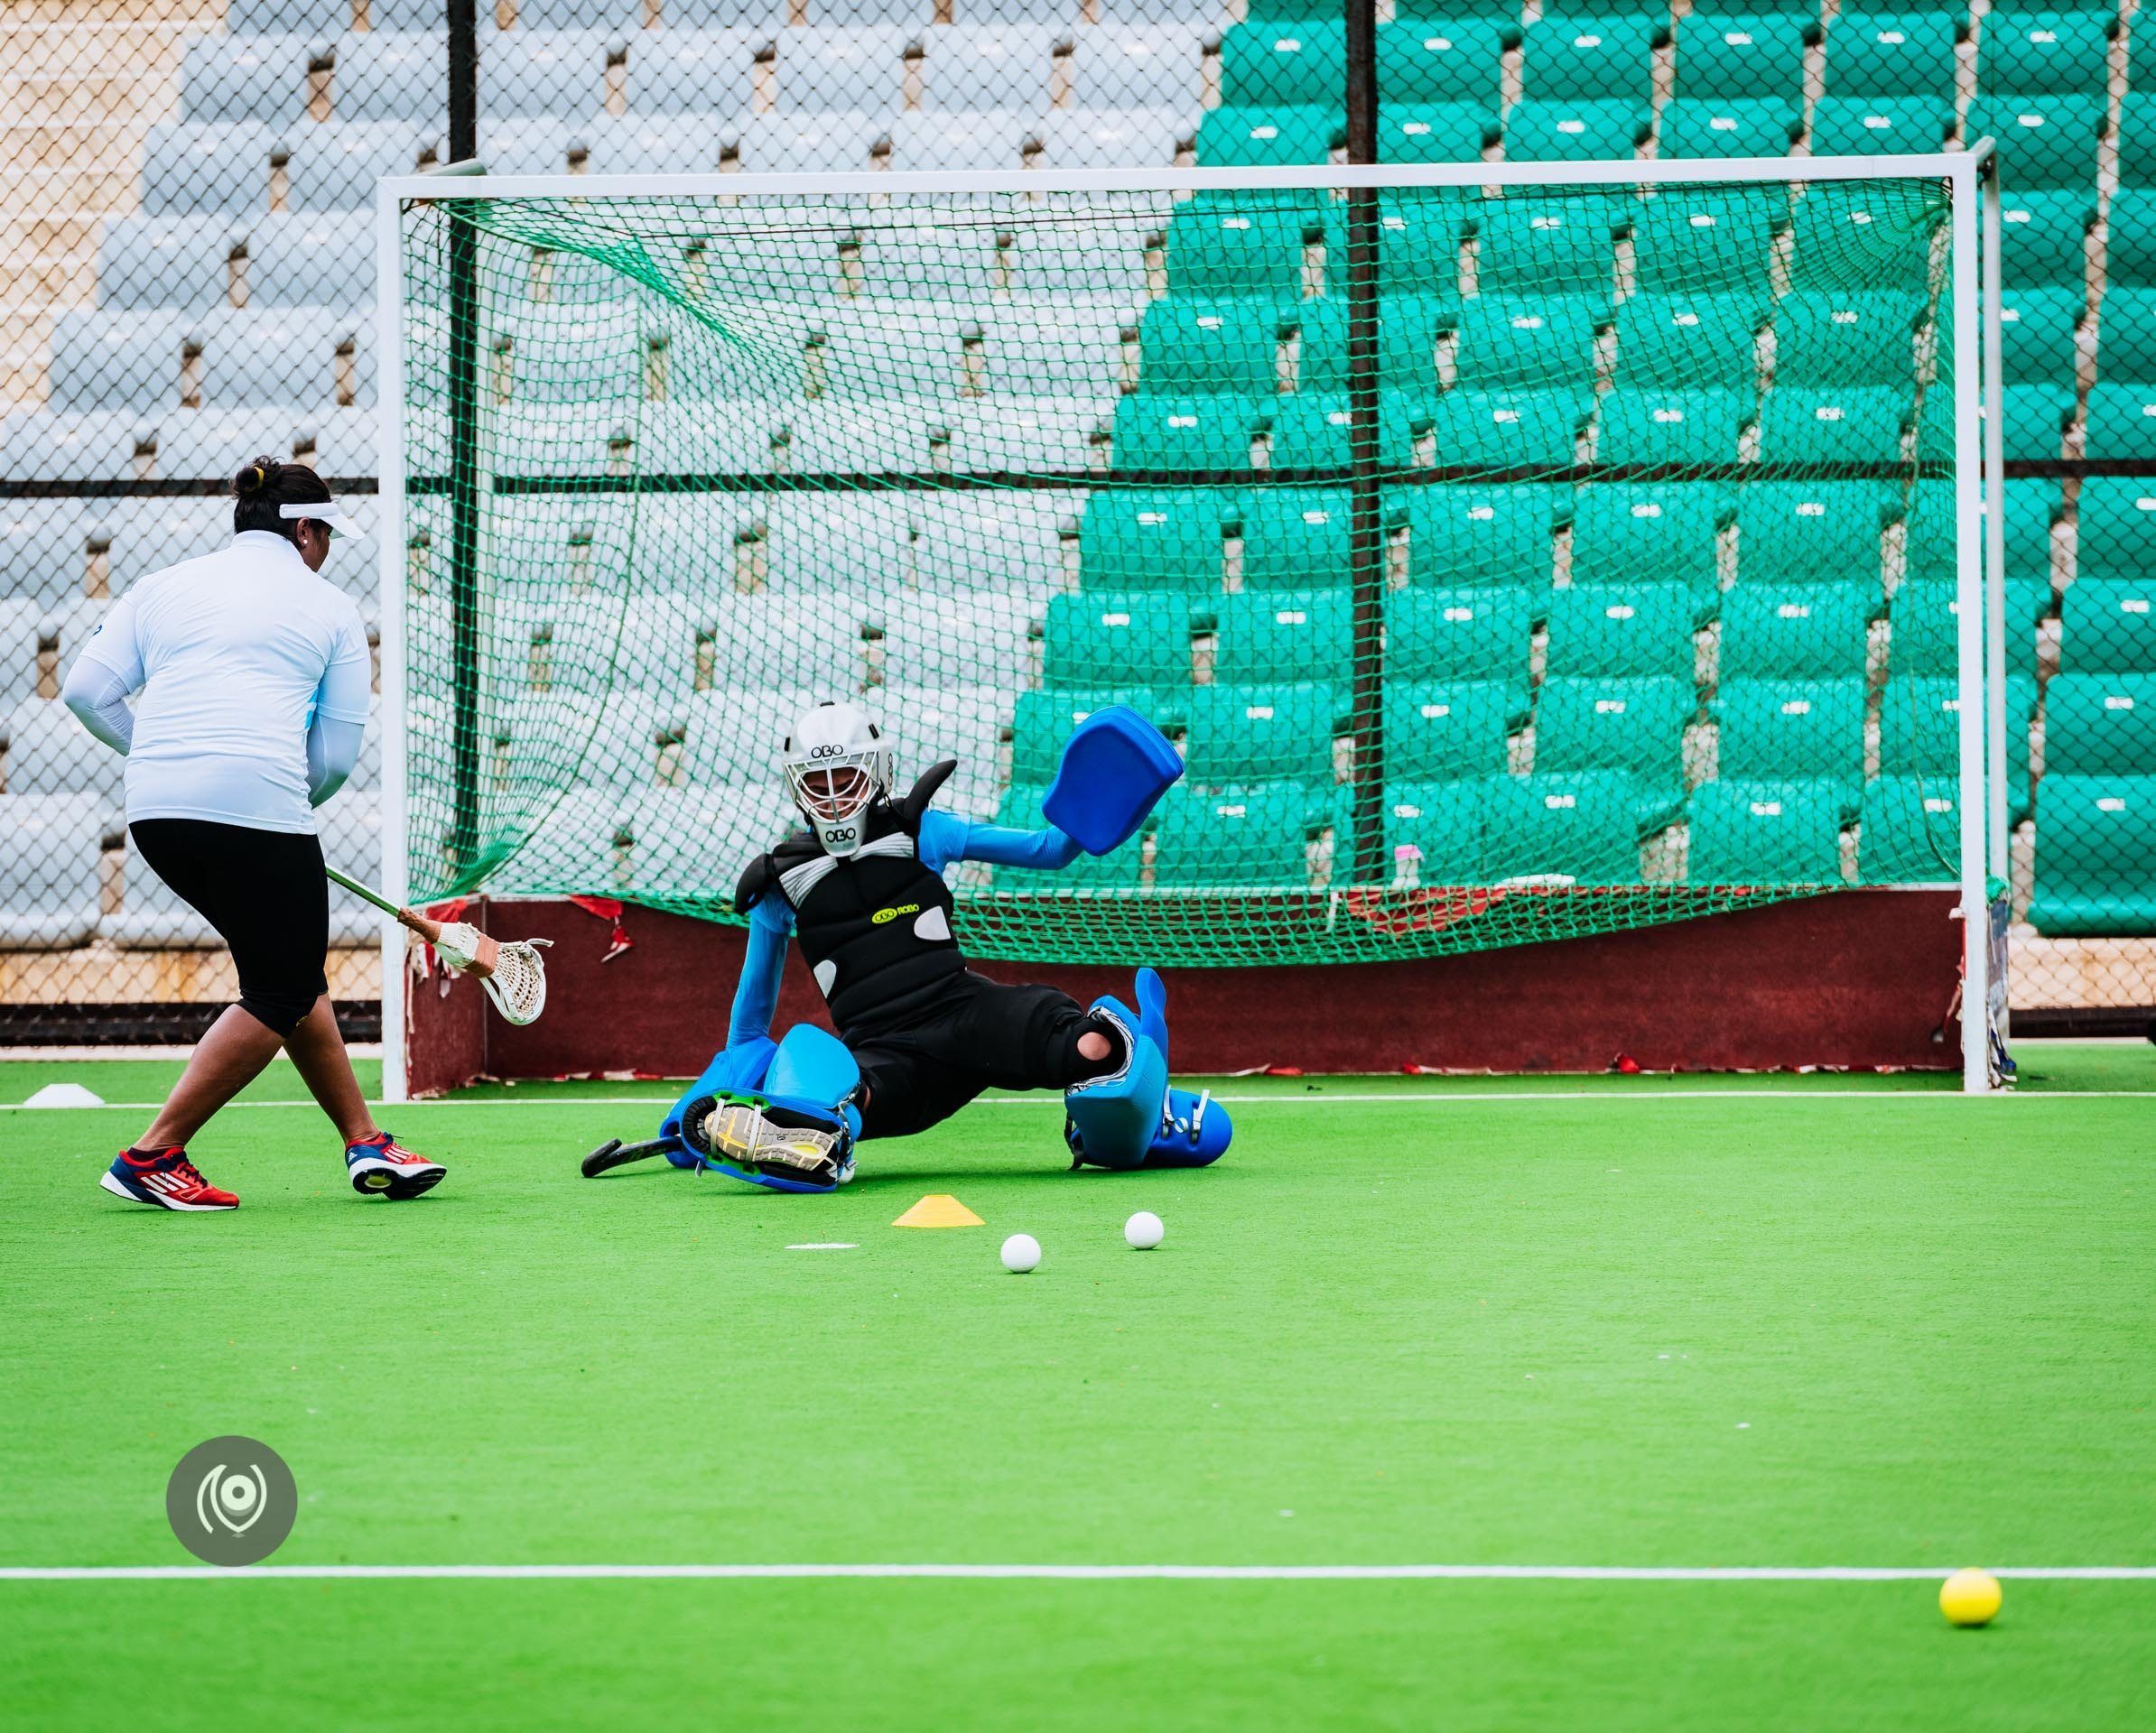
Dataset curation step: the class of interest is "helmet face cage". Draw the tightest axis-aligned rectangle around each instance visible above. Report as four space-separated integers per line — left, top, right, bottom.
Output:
781 705 893 857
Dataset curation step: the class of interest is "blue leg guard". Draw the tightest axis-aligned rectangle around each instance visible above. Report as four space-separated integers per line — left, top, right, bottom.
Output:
661 1036 777 1168
1065 969 1231 1172
668 1026 862 1193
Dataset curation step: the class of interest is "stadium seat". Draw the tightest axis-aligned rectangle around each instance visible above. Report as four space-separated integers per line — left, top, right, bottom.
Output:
1111 394 1256 473
1737 481 1890 588
1716 677 1866 790
1771 292 1920 388
95 218 240 315
1597 389 1749 467
1194 107 1340 167
1078 488 1227 592
337 32 452 125
1488 770 1653 885
1993 190 2092 287
1532 675 1692 816
47 313 180 413
1612 294 1763 389
733 112 879 172
1519 16 1666 103
0 794 104 950
1890 575 2048 679
1240 490 1351 590
887 112 1034 172
1807 96 1956 157
1380 778 1491 885
5 700 125 816
1263 395 1360 469
1965 97 2105 190
1473 199 1620 295
1388 588 1535 696
1377 20 1513 107
1454 296 1607 389
250 212 376 310
2060 579 2156 673
2084 385 2156 460
1378 190 1473 295
1999 287 2083 385
1988 477 2062 574
2117 95 2156 188
2095 288 2156 383
1182 682 1343 785
1165 203 1315 301
1569 484 1726 589
2074 478 2156 577
1394 484 1558 589
918 25 1060 112
1221 20 1345 107
1383 681 1515 779
1152 783 1320 889
625 30 764 115
1378 103 1501 163
142 124 277 216
1213 589 1354 685
1546 581 1706 680
1674 14 1817 100
1823 12 1962 99
1066 23 1211 113
2044 672 2156 775
1876 674 2036 822
1659 100 1801 159
1976 12 2115 97
1719 584 1875 679
1010 686 1148 785
288 123 440 210
1687 778 1846 883
0 505 97 613
0 600 36 707
878 594 1039 690
1137 300 1279 398
1032 108 1190 170
1634 194 1787 296
2029 775 2156 933
1787 187 1951 292
1501 100 1650 162
1365 297 1458 392
180 35 308 126
771 27 908 116
1755 388 1907 467
1857 776 1960 883
1424 388 1593 469
483 31 609 119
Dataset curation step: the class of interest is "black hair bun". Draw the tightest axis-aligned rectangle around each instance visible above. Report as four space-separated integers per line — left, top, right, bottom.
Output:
234 457 280 496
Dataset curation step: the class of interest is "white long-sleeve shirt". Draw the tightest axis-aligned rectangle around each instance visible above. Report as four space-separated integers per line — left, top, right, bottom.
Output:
60 530 372 833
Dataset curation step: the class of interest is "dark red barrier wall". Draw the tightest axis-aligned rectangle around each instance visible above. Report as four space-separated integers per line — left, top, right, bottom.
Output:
404 889 1965 1093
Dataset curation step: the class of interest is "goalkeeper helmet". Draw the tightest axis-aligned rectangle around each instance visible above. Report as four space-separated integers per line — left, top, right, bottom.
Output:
782 700 893 858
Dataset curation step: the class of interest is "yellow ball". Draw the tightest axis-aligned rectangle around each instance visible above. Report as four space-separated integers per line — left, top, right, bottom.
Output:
1940 1568 2003 1627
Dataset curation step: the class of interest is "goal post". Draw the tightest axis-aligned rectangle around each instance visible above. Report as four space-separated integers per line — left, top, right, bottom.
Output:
373 152 2005 1099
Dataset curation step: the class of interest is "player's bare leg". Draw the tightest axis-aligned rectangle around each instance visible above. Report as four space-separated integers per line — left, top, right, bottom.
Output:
282 993 376 1145
138 1004 285 1150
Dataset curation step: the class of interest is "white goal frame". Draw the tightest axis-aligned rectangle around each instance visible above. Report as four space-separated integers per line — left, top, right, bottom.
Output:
374 149 2007 1099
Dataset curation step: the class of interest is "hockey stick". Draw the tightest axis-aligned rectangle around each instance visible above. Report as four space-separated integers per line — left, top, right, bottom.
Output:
581 1136 676 1178
325 866 553 1025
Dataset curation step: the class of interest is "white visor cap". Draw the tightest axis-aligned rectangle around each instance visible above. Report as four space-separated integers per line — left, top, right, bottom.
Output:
280 497 371 542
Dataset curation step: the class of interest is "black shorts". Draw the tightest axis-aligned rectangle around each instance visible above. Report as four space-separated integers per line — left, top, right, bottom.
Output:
848 973 1119 1141
129 818 328 1038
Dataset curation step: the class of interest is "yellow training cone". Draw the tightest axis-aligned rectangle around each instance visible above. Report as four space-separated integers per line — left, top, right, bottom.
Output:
893 1194 985 1228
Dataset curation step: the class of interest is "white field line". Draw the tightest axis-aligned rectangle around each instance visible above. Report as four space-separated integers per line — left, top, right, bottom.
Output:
5 1090 2153 1113
1 1562 2152 1584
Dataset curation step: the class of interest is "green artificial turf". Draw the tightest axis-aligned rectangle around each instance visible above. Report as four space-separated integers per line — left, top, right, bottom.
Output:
3 1057 2152 1728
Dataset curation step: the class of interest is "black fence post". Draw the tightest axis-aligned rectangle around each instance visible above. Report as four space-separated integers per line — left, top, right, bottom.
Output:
446 0 481 874
1344 0 1384 886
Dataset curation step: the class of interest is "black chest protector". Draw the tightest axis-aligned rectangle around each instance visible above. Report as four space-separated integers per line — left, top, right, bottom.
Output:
736 761 965 1035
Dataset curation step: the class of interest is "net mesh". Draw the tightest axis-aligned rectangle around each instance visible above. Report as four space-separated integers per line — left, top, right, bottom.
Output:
395 172 1959 968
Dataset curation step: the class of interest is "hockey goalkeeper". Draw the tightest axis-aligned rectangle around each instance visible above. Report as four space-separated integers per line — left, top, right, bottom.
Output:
655 699 1231 1194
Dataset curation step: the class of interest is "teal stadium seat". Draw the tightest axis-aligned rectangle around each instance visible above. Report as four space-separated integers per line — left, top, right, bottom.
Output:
1383 681 1516 779
1213 589 1355 685
1377 20 1515 107
1756 388 1906 467
2060 579 2156 673
1486 771 1650 884
1858 776 1961 882
1994 190 2092 287
1546 580 1706 678
1165 204 1315 300
1424 388 1593 469
1079 488 1228 593
1737 481 1890 587
1394 484 1558 588
1194 107 1341 168
1659 100 1801 159
1771 292 1920 386
1221 21 1345 107
1152 783 1319 889
1520 15 1667 103
1382 779 1492 884
2082 385 2156 460
1889 574 2048 679
2119 94 2156 188
1612 294 1764 388
1688 779 1845 882
1375 296 1458 390
1377 191 1473 296
1388 587 1536 696
1632 194 1785 293
1824 12 1963 99
1138 300 1281 397
1999 287 2083 385
1473 199 1619 294
1377 103 1501 163
1011 688 1146 784
1808 96 1956 157
2043 672 2156 774
1675 14 1817 99
2074 478 2156 577
1267 395 1361 468
1966 96 2105 190
1454 295 1608 389
1597 388 1750 466
1112 394 1255 473
1501 100 1650 162
2095 287 2156 382
2105 191 2156 287
1788 187 1946 291
1876 673 2036 821
1532 675 1692 816
990 784 1147 891
1716 677 1867 790
1568 483 1727 588
2029 775 2156 933
1182 682 1343 785
1241 489 1351 589
1997 384 2077 460
1043 592 1192 688
1720 585 1875 679
1976 12 2115 97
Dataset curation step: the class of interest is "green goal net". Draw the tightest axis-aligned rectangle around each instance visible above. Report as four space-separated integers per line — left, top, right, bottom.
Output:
391 169 1967 968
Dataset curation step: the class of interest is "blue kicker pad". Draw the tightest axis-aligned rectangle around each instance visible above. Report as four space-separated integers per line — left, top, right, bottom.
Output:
1064 1000 1170 1171
661 1026 864 1191
1066 968 1231 1171
1042 704 1185 857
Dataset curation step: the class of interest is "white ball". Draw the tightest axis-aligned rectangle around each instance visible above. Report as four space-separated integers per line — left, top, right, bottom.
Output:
1125 1210 1165 1250
1000 1233 1042 1274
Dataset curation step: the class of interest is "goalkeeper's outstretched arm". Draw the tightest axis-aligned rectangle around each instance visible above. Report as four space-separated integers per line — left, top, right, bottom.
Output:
917 810 1082 875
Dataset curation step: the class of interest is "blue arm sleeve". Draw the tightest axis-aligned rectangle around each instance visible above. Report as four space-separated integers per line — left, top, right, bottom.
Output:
918 808 1082 874
727 898 795 1048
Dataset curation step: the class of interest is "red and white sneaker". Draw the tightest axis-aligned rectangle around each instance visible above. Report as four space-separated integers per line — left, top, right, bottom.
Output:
345 1132 445 1200
100 1147 238 1211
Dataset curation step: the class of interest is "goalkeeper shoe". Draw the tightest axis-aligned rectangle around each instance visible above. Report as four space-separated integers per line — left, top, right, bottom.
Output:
100 1146 237 1211
682 1094 855 1194
345 1132 446 1200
